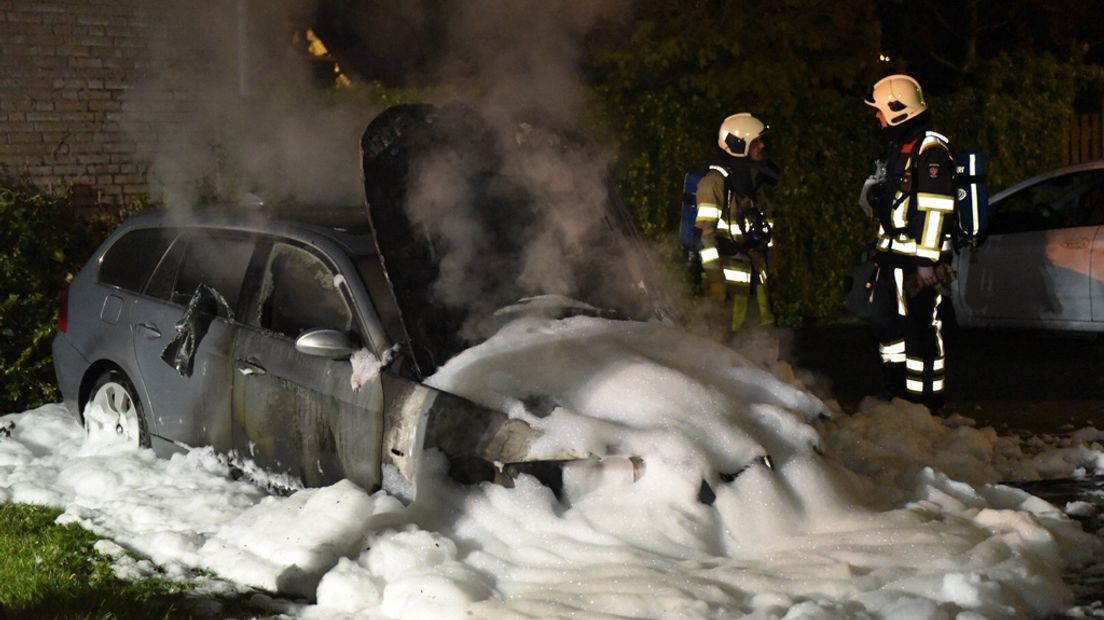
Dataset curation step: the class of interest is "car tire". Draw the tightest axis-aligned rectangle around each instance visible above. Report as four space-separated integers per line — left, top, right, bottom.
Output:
84 370 150 449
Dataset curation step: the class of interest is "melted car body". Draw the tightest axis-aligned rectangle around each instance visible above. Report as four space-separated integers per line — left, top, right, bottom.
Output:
53 104 671 500
52 208 586 500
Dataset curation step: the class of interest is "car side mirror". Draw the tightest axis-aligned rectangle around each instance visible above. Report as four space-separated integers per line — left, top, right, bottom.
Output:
295 328 359 359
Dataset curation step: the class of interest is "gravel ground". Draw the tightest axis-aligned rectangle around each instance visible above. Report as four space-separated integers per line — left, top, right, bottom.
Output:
784 322 1104 435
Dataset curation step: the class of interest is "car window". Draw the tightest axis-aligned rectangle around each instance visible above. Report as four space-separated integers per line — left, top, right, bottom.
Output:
990 170 1104 234
98 228 176 292
144 230 254 312
1077 183 1104 226
257 242 354 339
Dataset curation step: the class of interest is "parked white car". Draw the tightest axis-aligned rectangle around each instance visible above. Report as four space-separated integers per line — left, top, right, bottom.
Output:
951 161 1104 331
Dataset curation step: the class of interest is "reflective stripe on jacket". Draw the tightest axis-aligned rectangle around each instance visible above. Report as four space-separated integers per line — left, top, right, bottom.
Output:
874 130 955 266
695 166 745 246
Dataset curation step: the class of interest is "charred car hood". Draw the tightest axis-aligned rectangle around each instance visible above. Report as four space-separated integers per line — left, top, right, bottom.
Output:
360 103 673 380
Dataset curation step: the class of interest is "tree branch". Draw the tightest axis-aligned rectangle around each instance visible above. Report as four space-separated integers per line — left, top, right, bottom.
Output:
927 49 966 75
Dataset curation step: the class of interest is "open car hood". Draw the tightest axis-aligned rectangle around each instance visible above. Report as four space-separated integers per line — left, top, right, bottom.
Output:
360 103 674 380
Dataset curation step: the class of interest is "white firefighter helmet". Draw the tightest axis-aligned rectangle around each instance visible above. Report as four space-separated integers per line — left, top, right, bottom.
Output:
718 113 767 157
865 74 927 126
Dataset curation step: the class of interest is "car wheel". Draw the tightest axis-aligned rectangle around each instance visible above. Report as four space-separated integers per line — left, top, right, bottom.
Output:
85 370 150 449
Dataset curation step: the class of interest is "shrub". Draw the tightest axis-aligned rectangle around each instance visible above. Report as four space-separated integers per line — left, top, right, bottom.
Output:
0 183 142 412
590 26 1104 324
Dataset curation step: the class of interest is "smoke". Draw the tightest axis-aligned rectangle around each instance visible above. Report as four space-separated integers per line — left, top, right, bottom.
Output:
123 0 375 211
358 0 674 338
124 0 676 345
431 0 616 127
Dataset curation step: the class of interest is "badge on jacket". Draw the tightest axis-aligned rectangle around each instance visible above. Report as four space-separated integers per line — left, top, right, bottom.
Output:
928 163 940 179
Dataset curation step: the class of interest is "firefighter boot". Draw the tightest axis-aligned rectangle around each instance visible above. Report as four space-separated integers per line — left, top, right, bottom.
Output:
756 283 775 327
924 394 945 417
880 362 906 401
731 294 750 332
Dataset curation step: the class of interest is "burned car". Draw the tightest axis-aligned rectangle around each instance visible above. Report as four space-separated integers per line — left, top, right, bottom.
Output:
52 206 550 495
52 104 669 499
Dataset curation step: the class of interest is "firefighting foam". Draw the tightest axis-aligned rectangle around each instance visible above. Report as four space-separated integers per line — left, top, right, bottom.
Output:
3 311 1104 618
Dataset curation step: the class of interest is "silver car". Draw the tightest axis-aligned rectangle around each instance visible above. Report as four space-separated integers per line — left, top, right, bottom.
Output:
51 207 605 500
951 161 1104 331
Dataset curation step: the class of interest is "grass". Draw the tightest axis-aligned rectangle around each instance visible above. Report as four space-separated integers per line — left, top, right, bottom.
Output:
0 503 227 619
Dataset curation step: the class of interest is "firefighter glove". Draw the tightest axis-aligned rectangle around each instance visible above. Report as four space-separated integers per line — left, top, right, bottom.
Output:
859 177 886 218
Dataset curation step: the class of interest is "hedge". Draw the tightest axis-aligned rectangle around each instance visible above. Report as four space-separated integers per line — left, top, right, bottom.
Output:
0 184 139 412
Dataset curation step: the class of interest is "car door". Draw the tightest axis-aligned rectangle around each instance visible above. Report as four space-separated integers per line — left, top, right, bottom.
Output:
956 170 1104 326
130 229 254 453
1084 183 1104 322
231 237 385 491
91 226 179 433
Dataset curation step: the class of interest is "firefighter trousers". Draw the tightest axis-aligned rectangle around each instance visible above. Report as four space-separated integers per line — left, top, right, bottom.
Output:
706 251 774 331
869 264 945 410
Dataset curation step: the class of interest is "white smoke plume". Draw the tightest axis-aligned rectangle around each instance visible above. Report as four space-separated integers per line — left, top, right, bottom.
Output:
122 0 374 211
123 0 675 345
361 0 670 337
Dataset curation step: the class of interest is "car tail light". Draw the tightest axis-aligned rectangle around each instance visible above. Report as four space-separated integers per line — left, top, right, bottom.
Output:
57 285 69 333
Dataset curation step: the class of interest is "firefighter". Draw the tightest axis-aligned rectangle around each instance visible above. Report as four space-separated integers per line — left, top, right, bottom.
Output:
859 74 956 412
695 113 782 332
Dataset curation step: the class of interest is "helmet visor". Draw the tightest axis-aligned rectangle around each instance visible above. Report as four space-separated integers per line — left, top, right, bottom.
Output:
724 133 748 156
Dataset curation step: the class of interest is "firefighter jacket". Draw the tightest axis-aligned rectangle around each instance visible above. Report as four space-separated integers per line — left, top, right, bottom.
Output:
694 158 777 270
872 117 955 268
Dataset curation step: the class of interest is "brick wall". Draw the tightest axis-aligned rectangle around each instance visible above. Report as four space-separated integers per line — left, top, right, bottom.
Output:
0 0 233 207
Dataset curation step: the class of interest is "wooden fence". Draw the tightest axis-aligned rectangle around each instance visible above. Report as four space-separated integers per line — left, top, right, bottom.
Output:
1065 112 1103 164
